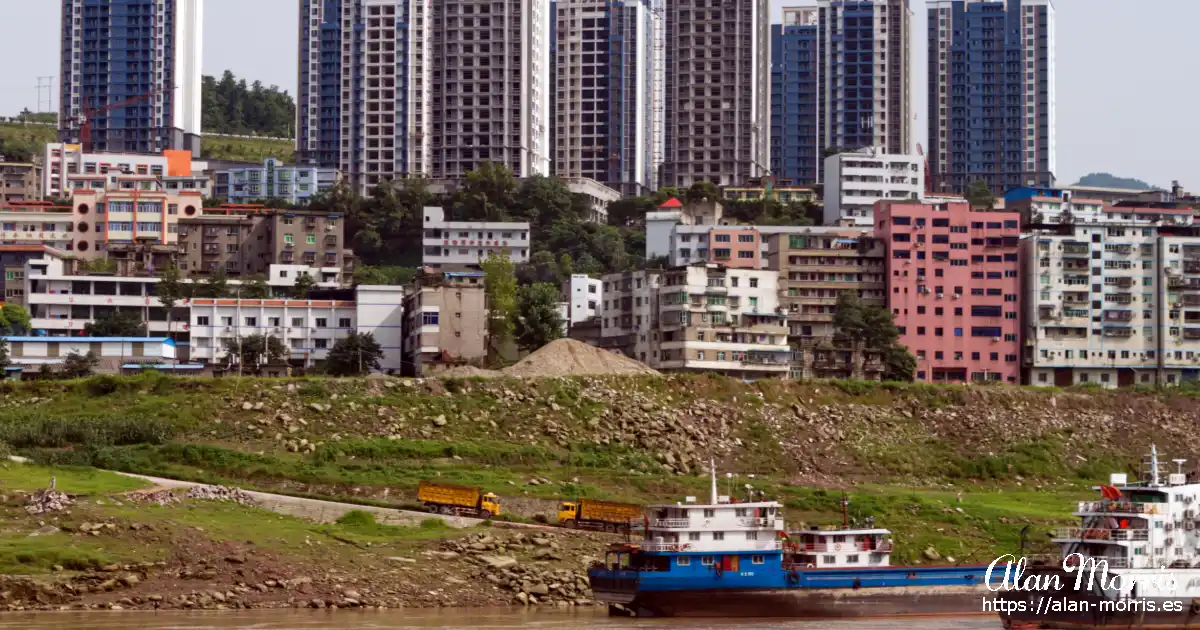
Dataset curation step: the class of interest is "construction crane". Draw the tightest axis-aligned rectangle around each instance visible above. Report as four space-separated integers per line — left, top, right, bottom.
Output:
74 86 170 153
916 142 933 196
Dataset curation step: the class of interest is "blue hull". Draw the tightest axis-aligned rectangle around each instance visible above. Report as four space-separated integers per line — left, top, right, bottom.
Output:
589 564 1000 618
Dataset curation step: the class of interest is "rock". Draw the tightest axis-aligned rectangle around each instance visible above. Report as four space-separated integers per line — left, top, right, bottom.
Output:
387 556 416 564
432 415 447 427
241 402 253 411
309 598 324 609
343 590 361 600
211 591 227 603
119 574 140 587
224 555 246 565
528 583 550 596
516 592 529 605
478 555 518 570
531 537 551 547
922 547 941 562
429 551 459 560
28 525 60 537
148 595 163 602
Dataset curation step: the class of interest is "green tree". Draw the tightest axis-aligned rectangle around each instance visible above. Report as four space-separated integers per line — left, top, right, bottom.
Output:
292 271 316 299
353 265 416 286
61 350 100 379
967 180 996 210
222 334 287 370
0 339 10 372
685 181 720 204
452 161 517 221
0 304 32 335
513 175 577 234
201 70 296 137
882 345 917 383
606 196 656 227
515 283 565 352
832 291 914 382
193 268 230 298
649 187 682 205
481 250 518 358
84 311 147 337
243 274 271 298
325 332 384 376
156 263 187 341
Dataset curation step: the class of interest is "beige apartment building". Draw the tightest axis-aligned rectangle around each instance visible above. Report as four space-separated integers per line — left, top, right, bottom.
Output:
0 162 41 202
765 229 887 380
177 208 352 283
401 269 489 377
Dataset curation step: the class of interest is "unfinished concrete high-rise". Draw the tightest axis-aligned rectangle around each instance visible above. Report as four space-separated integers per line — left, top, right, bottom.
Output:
660 0 770 189
553 0 656 196
431 0 552 179
297 0 433 192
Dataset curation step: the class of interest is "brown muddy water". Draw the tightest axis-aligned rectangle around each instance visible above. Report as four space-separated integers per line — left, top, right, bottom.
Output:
0 608 1002 629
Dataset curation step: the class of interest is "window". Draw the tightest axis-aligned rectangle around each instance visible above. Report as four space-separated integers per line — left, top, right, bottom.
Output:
306 234 316 245
701 556 716 566
749 278 758 288
244 317 257 327
751 555 765 565
284 234 294 244
315 338 328 349
338 317 351 328
315 318 328 328
677 557 691 567
822 555 837 564
846 555 860 564
197 316 209 326
703 509 715 518
291 317 303 327
422 312 439 325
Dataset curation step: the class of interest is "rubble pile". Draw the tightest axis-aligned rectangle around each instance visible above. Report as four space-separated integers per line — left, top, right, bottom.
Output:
25 489 73 515
503 339 658 377
434 531 595 607
185 485 254 505
127 489 179 506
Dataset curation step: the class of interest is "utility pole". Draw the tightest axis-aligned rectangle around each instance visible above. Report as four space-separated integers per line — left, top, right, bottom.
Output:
235 287 243 377
36 76 53 114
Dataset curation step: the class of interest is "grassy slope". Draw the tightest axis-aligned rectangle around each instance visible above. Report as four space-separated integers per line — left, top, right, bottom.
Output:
2 373 1189 561
0 122 293 165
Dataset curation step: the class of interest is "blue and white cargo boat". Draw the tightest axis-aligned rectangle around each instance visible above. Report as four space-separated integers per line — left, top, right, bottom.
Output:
588 468 999 618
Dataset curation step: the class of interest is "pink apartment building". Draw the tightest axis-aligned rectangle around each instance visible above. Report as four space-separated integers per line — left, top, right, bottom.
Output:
875 200 1022 383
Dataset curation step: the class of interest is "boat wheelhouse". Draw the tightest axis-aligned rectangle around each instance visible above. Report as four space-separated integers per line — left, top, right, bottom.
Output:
788 528 893 568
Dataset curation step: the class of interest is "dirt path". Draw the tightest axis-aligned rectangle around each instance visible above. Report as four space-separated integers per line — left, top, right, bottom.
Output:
113 472 558 531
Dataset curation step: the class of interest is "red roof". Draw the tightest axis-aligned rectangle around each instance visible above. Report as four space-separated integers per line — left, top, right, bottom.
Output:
659 197 683 208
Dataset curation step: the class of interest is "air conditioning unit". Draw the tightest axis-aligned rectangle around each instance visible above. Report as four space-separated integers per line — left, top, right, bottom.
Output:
953 294 961 300
993 337 1001 342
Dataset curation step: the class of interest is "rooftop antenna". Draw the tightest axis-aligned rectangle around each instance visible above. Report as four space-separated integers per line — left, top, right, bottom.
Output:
1151 444 1161 487
1174 459 1188 475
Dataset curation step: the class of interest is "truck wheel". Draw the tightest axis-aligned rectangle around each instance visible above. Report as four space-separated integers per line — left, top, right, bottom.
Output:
563 519 577 529
440 506 454 516
605 523 617 533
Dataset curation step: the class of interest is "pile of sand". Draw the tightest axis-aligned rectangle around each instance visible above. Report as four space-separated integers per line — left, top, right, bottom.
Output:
435 365 503 379
502 339 659 378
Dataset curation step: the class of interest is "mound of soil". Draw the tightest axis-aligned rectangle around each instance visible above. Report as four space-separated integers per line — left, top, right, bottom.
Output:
502 339 658 378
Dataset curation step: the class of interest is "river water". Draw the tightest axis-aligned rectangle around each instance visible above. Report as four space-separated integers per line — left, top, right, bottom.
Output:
0 608 1002 629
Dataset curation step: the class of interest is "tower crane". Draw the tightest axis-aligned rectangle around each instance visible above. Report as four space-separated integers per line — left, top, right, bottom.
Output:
73 86 171 153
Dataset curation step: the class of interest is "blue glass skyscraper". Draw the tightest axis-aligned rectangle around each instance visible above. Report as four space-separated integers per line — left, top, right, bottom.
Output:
927 0 1056 196
770 8 821 185
59 0 203 155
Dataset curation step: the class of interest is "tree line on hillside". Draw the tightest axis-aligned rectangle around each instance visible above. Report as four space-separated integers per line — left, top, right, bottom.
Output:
201 71 296 138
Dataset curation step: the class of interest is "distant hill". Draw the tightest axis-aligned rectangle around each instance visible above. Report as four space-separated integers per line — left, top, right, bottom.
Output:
201 70 295 138
1075 172 1156 190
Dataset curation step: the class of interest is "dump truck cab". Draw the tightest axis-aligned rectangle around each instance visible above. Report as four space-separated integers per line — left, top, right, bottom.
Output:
481 492 501 517
558 501 580 523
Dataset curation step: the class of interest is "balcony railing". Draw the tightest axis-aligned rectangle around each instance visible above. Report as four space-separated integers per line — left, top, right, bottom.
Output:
1078 501 1165 515
1051 528 1149 542
1103 328 1134 338
652 519 690 529
1103 311 1134 322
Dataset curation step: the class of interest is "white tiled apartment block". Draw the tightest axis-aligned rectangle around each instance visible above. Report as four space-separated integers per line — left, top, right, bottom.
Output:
420 206 530 269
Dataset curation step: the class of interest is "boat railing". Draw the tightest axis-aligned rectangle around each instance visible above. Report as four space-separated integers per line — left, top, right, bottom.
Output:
793 542 884 553
639 542 689 552
1077 501 1163 515
1052 527 1150 541
652 519 690 528
1027 554 1132 569
637 540 783 553
738 517 778 528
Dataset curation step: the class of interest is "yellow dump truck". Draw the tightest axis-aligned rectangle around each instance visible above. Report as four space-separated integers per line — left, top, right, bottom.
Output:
557 498 642 532
417 481 501 518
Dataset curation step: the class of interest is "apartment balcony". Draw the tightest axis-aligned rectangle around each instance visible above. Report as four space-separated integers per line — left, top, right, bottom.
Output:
1103 310 1133 323
1110 277 1134 289
1102 327 1134 339
1182 295 1200 307
1185 329 1200 341
1062 245 1089 256
1184 261 1200 274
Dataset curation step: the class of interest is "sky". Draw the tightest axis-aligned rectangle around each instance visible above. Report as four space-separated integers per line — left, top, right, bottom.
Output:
2 0 1198 189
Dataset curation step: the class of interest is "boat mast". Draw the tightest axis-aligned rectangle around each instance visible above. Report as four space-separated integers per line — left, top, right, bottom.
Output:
710 459 718 505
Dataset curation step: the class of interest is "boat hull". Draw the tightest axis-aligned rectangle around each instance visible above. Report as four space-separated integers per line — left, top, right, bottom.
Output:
614 584 992 618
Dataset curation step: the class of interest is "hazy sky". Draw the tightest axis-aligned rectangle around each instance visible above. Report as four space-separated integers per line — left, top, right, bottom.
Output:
3 0 1197 189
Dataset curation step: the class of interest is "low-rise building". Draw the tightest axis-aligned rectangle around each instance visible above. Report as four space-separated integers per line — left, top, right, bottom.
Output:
563 177 620 224
1 162 41 202
187 286 404 372
600 263 791 379
825 151 923 226
212 158 340 205
722 186 816 205
0 336 178 375
401 270 489 377
420 206 530 270
877 199 1022 384
44 144 211 199
0 202 74 249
